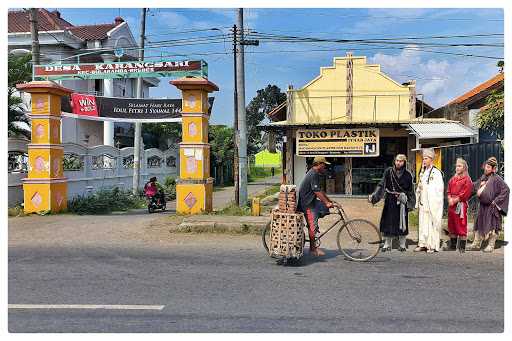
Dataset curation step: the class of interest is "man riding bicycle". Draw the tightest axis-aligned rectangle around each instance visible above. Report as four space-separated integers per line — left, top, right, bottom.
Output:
298 156 337 257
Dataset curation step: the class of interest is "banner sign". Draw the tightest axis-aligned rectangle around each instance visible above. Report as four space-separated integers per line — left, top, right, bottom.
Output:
61 93 214 122
296 128 379 157
34 60 207 80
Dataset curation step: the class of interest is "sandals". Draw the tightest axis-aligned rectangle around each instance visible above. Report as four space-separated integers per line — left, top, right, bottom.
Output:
414 246 427 252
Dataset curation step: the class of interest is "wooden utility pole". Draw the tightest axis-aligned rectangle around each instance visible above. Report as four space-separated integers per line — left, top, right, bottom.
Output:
133 8 146 194
28 8 40 65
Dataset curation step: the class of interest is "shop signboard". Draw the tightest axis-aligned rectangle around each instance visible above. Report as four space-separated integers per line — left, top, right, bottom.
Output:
33 60 207 81
296 128 379 157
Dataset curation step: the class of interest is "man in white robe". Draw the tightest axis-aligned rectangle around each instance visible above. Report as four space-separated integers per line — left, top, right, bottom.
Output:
415 148 444 253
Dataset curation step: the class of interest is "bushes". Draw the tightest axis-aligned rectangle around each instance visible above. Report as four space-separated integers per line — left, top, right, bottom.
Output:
68 187 145 215
162 176 176 200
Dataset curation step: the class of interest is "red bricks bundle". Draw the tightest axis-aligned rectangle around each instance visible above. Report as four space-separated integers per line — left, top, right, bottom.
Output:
278 184 297 213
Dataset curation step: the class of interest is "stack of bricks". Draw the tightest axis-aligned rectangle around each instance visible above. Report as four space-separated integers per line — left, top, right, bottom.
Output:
269 210 305 259
269 184 305 259
278 184 297 213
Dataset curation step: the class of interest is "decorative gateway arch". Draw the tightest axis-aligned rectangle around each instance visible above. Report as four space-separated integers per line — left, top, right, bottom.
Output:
17 59 218 215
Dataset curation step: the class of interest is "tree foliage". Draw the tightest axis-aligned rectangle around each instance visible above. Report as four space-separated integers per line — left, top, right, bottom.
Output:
142 122 182 149
209 125 234 165
245 84 286 155
476 90 504 140
8 53 32 138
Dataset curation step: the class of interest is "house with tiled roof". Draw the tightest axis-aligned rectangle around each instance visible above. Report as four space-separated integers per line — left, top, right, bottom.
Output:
8 8 160 147
424 73 504 142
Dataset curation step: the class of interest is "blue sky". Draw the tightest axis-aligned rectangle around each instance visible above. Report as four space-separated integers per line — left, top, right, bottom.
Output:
52 8 504 125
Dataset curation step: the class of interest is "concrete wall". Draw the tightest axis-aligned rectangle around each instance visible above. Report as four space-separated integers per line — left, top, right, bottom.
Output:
8 138 178 207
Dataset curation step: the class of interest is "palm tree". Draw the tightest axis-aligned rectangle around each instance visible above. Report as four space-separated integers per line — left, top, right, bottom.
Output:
8 53 32 138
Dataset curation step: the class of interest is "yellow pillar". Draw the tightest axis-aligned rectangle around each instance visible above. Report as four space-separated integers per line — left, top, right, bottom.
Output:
171 77 219 214
16 81 73 213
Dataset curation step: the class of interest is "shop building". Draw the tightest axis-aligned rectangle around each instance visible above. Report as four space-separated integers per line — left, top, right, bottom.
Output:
264 54 477 195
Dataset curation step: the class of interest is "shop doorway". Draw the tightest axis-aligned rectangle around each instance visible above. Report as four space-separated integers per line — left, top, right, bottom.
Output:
305 137 408 195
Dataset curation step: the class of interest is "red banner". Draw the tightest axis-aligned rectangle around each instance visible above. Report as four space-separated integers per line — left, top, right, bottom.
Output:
70 93 98 117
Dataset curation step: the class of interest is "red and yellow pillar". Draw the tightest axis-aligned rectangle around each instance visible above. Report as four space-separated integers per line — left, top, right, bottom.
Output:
171 77 219 214
16 81 73 213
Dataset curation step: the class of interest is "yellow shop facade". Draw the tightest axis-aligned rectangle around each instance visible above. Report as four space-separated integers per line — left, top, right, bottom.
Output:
265 54 477 195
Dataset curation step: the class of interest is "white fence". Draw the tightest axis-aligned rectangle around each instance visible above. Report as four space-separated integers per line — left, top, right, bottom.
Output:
8 138 179 206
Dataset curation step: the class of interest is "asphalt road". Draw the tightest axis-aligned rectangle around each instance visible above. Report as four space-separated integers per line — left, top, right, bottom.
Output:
8 237 504 333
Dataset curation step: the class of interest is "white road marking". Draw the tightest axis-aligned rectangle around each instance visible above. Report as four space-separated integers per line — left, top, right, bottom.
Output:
8 304 165 310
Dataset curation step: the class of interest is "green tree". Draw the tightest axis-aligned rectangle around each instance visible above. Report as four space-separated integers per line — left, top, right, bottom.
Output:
142 122 182 149
245 84 286 156
8 53 32 138
497 60 504 73
476 90 504 140
209 125 234 185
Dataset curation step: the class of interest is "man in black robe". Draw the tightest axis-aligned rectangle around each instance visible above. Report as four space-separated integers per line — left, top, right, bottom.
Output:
470 156 509 252
369 154 416 252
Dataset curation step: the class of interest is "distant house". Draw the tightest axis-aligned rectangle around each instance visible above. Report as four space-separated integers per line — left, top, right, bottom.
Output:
424 73 504 142
8 8 160 147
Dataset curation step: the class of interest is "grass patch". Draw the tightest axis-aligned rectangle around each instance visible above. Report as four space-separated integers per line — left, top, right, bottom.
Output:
67 187 146 215
8 204 26 217
213 203 252 216
408 210 419 227
248 166 281 182
254 184 281 200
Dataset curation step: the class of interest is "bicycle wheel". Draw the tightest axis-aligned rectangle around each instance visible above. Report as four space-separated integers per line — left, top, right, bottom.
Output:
262 222 275 257
336 218 381 262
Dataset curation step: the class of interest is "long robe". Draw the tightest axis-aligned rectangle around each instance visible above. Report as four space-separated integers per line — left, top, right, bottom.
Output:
473 173 510 236
417 166 444 251
370 167 415 237
447 175 473 237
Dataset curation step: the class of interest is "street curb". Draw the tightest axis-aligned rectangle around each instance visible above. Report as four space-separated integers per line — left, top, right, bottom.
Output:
174 215 271 234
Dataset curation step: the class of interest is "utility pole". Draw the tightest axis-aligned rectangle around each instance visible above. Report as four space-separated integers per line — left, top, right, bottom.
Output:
232 24 239 206
236 8 248 206
132 8 146 194
235 9 259 206
28 8 40 65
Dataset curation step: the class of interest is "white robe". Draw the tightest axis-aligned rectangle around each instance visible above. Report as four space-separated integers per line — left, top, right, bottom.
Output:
416 166 444 251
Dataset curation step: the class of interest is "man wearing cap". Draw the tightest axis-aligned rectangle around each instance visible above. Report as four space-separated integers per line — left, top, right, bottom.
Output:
415 148 444 253
470 157 509 252
298 156 337 257
369 154 415 252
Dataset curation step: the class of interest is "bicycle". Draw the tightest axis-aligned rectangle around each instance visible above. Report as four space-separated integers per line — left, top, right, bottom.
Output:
262 202 381 262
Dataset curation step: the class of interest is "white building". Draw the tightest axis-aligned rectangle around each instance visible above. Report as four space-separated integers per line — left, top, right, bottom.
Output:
8 8 160 147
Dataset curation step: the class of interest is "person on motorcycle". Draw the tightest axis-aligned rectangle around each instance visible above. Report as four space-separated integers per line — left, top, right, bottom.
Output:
144 177 165 205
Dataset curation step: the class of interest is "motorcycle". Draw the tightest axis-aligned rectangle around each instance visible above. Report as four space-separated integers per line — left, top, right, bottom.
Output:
146 191 166 213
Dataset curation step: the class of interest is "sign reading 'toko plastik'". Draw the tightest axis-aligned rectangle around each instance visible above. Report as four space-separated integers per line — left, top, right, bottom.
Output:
296 128 379 157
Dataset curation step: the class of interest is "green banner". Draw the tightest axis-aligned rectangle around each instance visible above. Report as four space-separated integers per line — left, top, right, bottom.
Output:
33 60 208 81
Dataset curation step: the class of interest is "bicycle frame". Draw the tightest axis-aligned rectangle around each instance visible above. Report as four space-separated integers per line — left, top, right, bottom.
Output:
305 205 347 243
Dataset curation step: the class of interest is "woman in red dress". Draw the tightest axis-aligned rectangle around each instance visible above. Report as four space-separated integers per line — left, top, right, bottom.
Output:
445 158 473 252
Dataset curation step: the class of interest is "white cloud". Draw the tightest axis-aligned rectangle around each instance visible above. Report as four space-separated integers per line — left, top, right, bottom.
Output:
370 48 499 108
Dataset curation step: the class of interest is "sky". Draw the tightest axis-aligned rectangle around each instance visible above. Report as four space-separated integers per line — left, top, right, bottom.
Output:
46 8 504 125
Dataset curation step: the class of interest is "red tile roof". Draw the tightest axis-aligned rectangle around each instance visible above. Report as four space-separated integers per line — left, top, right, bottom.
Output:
8 8 122 41
8 9 73 32
449 73 504 105
68 24 116 40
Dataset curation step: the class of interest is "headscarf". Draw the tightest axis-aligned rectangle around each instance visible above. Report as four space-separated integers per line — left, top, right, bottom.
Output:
393 154 407 178
454 157 469 178
422 148 435 160
486 156 498 168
